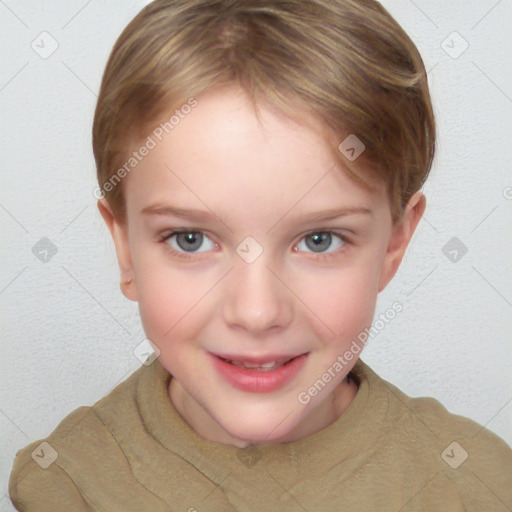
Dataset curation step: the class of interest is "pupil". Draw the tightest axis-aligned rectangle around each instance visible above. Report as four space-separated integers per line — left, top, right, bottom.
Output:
306 232 331 253
177 232 202 252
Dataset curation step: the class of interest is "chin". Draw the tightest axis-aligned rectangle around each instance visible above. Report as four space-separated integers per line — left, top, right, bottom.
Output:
218 409 301 446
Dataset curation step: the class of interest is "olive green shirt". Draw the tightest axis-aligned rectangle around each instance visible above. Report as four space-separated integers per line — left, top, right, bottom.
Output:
9 358 512 511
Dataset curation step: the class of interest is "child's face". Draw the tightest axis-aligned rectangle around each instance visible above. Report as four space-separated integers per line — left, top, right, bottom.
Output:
100 86 424 447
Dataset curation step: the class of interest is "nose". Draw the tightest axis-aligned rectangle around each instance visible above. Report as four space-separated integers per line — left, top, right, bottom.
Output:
222 256 293 334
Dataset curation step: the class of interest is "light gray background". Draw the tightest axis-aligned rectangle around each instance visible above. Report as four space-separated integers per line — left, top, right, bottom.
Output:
1 0 511 508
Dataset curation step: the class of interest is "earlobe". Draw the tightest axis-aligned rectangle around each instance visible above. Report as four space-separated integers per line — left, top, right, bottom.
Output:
97 199 138 302
378 192 426 292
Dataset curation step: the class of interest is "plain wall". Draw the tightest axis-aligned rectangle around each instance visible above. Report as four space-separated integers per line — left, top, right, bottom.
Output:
1 0 511 508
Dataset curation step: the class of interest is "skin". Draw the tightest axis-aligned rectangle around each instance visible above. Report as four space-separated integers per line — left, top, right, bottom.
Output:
99 85 425 448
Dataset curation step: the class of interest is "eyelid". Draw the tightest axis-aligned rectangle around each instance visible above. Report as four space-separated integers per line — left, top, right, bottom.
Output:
159 229 219 260
298 228 351 238
294 228 351 244
160 229 218 245
294 229 350 251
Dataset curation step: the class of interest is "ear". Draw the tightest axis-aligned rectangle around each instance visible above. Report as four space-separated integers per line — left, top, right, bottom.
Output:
97 199 138 301
378 191 426 292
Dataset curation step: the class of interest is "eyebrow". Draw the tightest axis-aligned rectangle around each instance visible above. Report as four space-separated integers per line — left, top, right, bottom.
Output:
141 205 222 222
141 204 373 223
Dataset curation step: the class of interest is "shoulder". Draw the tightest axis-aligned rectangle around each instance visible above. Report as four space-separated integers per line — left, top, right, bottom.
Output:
358 361 512 510
9 406 97 511
408 395 512 510
8 364 150 511
405 392 512 464
357 360 511 458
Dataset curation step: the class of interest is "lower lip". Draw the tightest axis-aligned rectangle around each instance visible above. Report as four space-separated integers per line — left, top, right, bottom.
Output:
210 353 309 393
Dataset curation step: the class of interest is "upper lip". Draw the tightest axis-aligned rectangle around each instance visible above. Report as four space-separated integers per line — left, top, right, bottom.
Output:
212 352 308 364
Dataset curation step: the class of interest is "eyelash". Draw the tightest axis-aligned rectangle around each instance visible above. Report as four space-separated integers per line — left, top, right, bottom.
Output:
158 230 352 262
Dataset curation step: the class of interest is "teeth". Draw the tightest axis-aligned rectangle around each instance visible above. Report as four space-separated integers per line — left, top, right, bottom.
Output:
225 358 293 371
241 361 278 368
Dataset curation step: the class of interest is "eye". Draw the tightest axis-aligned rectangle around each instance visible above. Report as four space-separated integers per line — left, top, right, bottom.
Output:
295 231 347 254
160 230 349 260
163 231 217 254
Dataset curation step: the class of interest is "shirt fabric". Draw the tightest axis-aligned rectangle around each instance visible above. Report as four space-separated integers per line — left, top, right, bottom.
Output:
9 357 512 511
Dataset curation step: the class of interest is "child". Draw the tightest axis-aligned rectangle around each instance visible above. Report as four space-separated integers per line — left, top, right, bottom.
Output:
9 0 512 510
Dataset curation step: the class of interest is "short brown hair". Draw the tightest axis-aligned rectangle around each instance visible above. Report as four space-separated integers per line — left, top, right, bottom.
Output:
92 0 436 222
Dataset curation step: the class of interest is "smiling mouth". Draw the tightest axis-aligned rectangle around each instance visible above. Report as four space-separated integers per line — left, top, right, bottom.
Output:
215 352 310 371
211 352 310 393
218 356 299 371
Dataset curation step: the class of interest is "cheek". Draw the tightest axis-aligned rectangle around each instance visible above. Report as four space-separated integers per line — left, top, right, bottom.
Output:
133 252 207 345
295 257 382 342
136 272 209 382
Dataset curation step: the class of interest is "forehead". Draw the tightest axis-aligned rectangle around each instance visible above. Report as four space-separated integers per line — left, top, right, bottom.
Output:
123 86 388 224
